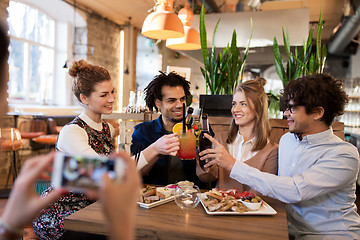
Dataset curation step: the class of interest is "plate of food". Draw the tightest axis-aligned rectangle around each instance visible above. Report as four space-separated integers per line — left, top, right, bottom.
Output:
137 185 175 209
200 189 277 215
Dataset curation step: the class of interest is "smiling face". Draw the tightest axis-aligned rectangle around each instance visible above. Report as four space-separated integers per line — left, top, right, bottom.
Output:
283 100 315 136
81 80 115 118
155 85 186 130
231 91 256 128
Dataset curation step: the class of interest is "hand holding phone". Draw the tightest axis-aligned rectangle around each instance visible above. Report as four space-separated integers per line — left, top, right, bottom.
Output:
52 152 126 193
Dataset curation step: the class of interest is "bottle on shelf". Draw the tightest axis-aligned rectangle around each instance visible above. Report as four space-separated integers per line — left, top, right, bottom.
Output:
185 107 194 129
199 113 213 169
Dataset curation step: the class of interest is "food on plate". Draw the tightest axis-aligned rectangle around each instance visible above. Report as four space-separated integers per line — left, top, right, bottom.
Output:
205 192 224 201
156 186 173 198
142 185 156 197
202 188 264 212
240 195 263 210
241 195 262 203
203 192 247 213
177 180 194 187
138 185 175 204
240 199 263 211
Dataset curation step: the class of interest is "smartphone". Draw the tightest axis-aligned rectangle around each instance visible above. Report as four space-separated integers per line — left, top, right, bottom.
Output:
52 152 126 193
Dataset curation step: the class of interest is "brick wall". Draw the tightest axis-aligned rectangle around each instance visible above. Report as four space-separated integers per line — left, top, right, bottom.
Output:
0 0 9 23
85 12 121 110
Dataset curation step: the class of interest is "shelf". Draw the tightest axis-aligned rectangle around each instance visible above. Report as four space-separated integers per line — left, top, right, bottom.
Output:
345 110 360 113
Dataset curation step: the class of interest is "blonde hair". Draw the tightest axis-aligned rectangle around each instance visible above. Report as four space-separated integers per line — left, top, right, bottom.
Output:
226 77 271 151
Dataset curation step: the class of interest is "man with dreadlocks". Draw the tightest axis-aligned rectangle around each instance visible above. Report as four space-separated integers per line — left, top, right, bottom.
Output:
130 72 207 188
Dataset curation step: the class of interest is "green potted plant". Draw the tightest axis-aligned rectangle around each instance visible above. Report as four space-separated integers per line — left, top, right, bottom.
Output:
273 13 327 87
199 3 252 116
272 13 327 111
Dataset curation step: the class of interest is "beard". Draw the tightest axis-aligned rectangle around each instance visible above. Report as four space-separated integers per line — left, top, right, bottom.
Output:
170 117 183 123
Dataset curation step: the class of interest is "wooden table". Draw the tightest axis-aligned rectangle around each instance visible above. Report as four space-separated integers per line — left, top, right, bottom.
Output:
64 196 289 239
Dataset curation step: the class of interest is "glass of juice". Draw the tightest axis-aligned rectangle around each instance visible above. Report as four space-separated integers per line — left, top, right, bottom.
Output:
178 130 196 160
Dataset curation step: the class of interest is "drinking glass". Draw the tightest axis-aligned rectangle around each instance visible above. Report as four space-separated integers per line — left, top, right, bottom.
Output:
174 184 200 210
177 131 196 160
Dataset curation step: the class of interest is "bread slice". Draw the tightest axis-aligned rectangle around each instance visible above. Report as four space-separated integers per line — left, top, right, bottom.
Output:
206 192 224 201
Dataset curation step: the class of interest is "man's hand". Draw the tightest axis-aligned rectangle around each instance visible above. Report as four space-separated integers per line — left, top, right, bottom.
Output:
151 133 180 156
199 133 236 171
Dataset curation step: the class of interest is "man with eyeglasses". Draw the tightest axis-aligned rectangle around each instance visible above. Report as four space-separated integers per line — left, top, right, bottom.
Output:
204 74 360 239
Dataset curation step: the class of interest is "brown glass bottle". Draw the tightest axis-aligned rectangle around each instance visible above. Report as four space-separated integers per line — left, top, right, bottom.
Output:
199 113 212 169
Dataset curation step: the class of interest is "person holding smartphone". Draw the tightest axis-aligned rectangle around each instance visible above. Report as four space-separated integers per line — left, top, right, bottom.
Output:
0 22 140 240
32 60 118 239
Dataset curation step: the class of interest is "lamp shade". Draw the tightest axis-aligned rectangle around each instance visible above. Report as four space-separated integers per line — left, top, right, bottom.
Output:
166 26 201 50
141 0 184 40
165 4 200 50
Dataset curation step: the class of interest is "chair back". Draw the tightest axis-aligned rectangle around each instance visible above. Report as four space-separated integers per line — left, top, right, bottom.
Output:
47 118 58 134
18 119 47 139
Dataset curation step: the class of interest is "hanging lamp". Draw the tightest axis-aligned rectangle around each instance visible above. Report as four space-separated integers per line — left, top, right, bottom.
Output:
141 0 184 40
166 2 200 50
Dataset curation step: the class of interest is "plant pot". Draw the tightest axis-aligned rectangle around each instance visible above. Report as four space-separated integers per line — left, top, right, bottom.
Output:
199 95 232 117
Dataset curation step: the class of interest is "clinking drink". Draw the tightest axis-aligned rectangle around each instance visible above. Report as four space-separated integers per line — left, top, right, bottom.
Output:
199 113 212 168
178 130 196 160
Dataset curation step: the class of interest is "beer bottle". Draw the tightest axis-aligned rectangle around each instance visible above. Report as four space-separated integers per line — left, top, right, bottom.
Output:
199 113 212 168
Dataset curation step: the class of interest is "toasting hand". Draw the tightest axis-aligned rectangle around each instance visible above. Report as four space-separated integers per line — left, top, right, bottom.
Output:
150 133 180 156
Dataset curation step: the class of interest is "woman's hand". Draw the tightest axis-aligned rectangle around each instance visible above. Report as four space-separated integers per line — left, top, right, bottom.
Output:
100 151 141 240
199 133 236 171
1 151 62 230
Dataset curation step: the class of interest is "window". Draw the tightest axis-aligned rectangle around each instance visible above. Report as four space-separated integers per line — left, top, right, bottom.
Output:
8 1 55 104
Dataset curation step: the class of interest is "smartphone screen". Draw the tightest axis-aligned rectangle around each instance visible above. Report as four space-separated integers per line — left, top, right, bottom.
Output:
52 152 125 192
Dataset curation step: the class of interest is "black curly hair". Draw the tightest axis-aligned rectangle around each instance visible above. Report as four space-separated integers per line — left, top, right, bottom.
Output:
282 73 349 126
144 71 191 111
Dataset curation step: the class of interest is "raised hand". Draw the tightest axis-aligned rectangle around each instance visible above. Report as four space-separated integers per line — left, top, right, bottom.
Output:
1 151 62 231
100 151 141 240
199 133 236 171
150 133 180 156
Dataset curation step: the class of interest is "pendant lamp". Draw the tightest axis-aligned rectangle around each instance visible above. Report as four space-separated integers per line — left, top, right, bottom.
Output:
166 3 200 50
141 0 184 40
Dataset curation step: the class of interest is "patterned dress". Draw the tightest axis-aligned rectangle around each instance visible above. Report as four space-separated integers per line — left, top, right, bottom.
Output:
32 117 115 240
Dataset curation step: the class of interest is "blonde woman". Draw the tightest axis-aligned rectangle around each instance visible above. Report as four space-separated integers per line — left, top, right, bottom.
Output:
197 78 278 192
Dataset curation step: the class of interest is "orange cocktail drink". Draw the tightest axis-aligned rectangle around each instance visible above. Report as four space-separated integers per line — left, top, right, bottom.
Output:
178 130 196 160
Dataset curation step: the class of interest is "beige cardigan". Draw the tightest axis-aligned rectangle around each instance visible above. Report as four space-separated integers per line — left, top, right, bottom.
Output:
196 140 278 193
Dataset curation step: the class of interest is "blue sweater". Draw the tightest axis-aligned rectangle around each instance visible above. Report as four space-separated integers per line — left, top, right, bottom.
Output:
131 115 208 188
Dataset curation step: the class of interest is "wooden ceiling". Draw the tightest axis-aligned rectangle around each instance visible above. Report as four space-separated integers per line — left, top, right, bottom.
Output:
74 0 347 41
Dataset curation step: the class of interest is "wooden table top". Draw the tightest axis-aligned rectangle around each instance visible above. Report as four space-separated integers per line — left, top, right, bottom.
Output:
64 196 289 239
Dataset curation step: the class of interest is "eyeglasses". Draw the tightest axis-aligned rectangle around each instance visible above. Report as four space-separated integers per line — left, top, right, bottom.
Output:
285 104 298 114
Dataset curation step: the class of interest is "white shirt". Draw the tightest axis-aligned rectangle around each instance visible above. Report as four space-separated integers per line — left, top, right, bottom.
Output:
230 128 360 239
227 132 258 162
56 112 115 157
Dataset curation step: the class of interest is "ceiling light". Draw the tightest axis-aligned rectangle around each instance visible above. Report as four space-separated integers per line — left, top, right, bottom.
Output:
166 3 201 50
142 0 184 40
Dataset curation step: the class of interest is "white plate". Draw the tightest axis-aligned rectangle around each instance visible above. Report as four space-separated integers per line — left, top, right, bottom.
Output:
200 194 277 215
137 196 175 209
